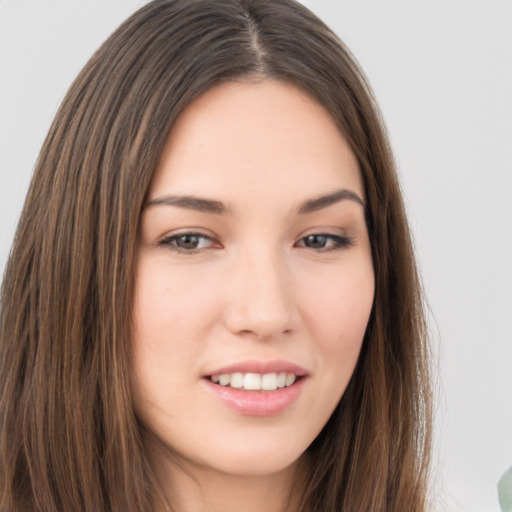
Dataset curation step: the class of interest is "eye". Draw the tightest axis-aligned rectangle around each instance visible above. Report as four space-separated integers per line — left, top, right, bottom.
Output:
159 232 219 254
296 233 353 252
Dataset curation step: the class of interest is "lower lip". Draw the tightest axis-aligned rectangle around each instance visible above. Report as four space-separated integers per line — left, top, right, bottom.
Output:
202 378 306 417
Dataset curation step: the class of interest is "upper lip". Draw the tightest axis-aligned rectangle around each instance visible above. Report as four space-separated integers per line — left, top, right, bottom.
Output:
205 359 309 377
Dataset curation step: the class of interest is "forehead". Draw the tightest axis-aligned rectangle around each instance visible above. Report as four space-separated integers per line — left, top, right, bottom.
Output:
150 79 363 205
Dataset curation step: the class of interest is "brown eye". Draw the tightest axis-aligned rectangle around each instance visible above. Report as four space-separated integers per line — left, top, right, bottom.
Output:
303 234 329 249
174 234 201 250
297 233 354 252
160 232 217 253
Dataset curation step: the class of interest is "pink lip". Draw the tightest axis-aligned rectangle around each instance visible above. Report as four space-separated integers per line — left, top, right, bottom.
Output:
205 359 308 377
202 377 306 417
201 359 309 417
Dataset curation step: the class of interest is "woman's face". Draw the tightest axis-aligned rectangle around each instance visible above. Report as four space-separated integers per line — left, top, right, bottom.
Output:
132 80 374 478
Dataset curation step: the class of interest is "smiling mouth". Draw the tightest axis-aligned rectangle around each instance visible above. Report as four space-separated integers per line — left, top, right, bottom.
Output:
207 372 302 391
203 366 307 416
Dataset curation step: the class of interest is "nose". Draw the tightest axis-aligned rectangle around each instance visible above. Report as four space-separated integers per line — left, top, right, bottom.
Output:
223 247 297 340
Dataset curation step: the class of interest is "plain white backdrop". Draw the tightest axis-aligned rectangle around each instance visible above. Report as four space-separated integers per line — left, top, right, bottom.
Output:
1 1 511 511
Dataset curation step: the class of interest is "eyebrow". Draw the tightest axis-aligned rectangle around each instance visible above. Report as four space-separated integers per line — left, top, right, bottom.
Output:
145 188 364 215
297 188 365 214
145 195 230 214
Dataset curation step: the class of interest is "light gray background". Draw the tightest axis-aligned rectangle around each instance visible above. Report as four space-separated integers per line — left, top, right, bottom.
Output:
1 1 511 511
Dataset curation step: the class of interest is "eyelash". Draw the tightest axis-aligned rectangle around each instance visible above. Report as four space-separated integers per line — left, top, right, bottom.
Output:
158 232 354 255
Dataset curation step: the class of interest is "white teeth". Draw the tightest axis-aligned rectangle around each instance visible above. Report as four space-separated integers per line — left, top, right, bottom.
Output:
210 372 299 390
261 373 278 390
285 374 296 387
230 372 244 388
218 374 230 386
243 373 261 390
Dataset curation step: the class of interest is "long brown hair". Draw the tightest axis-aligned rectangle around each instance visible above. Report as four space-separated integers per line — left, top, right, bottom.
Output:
0 1 432 510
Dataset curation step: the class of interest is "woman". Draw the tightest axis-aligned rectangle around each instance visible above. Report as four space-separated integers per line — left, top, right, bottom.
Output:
0 0 432 511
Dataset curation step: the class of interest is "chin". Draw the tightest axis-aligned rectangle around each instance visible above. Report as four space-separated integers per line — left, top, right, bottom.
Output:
186 456 306 483
153 428 309 479
210 450 305 478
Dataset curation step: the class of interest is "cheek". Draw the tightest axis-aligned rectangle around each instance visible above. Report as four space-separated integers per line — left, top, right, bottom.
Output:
303 264 374 355
131 258 206 390
299 260 374 413
290 264 374 441
133 256 219 340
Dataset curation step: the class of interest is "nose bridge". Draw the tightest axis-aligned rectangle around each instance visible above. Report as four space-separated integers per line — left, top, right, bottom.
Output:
225 241 295 339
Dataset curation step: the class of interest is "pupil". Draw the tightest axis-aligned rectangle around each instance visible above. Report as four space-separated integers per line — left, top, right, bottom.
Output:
306 235 327 248
177 235 199 249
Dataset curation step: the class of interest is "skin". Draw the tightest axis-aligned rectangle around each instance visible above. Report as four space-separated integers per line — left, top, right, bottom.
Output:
132 80 375 512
